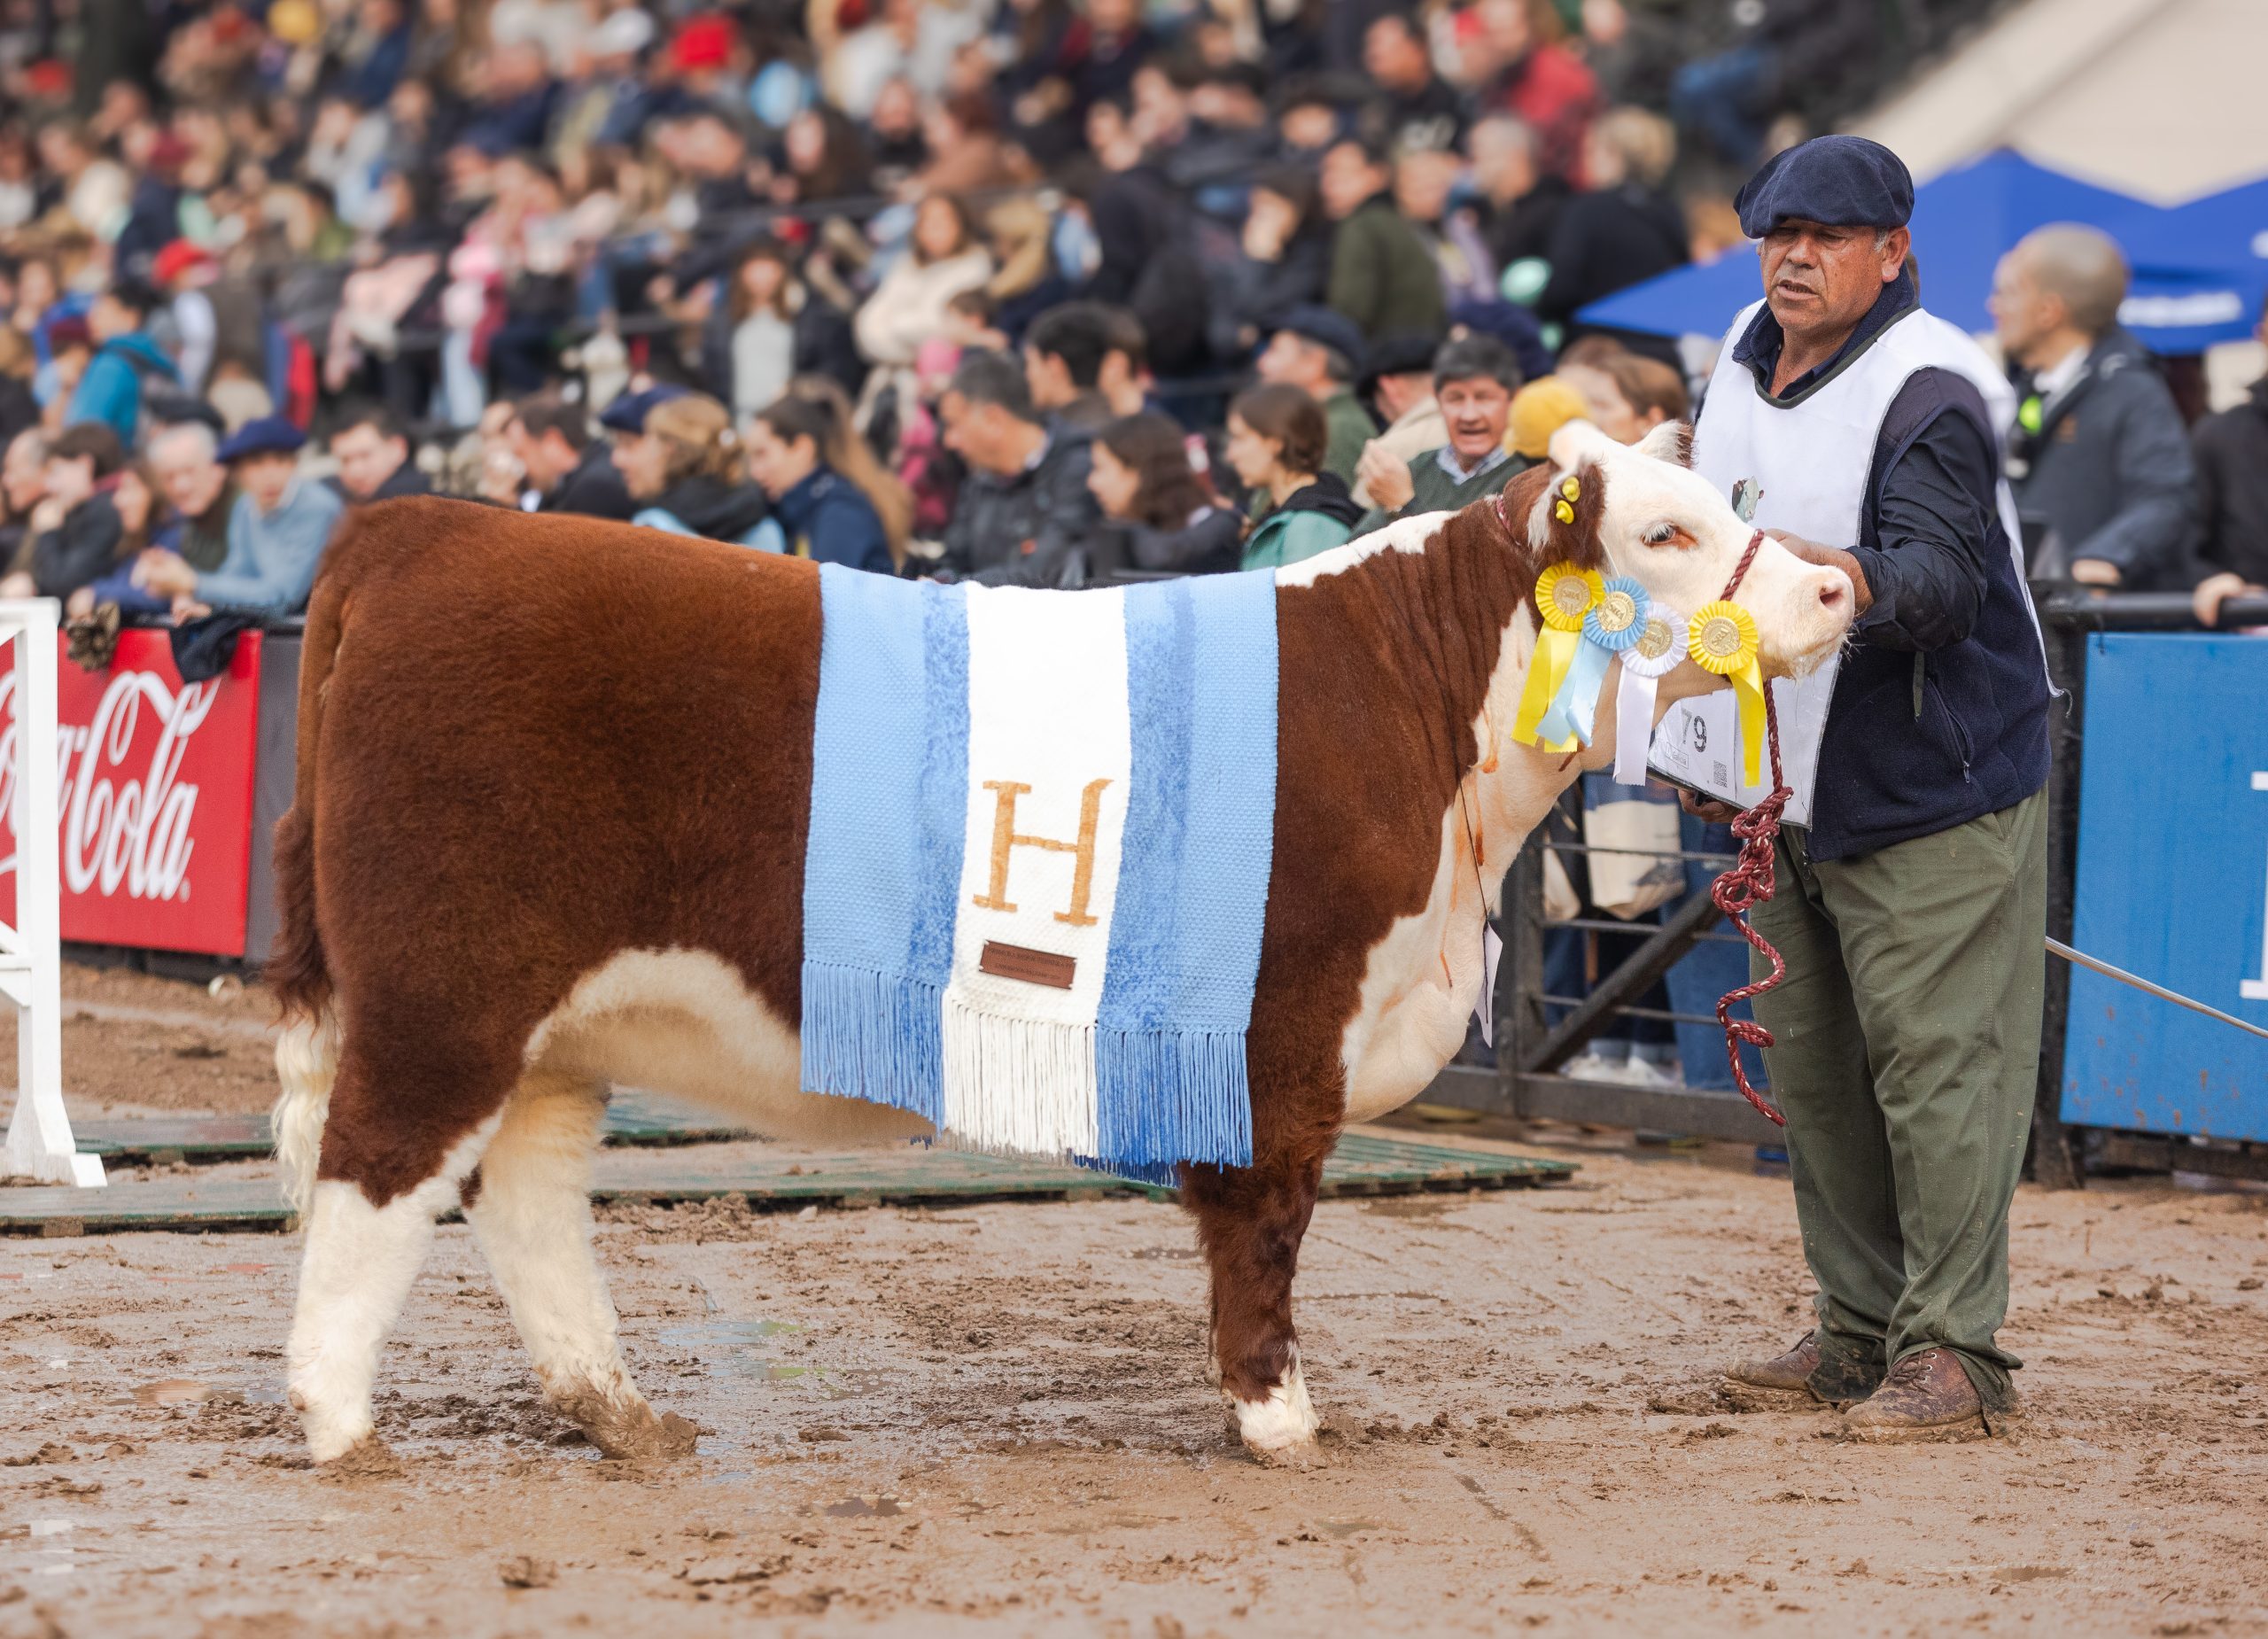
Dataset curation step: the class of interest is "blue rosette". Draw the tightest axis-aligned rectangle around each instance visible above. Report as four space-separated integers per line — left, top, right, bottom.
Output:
1536 575 1649 748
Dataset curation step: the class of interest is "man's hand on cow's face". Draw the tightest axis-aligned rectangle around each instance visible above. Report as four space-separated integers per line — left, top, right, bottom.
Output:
1765 528 1872 617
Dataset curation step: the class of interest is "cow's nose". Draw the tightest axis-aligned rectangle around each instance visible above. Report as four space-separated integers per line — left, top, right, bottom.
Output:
1817 576 1848 616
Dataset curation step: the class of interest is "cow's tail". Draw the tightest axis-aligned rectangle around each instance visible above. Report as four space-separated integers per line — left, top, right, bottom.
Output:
268 551 349 1213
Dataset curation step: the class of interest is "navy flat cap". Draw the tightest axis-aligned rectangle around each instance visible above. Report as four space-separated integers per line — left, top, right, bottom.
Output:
216 416 307 462
598 382 690 434
1274 305 1367 369
1736 136 1915 238
1362 330 1445 386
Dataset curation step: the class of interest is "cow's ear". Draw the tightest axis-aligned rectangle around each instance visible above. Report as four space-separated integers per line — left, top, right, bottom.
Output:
1538 457 1609 571
1545 417 1613 470
1635 418 1696 469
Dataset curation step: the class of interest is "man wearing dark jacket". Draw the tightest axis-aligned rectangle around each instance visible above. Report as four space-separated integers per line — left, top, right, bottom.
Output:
937 351 1101 588
329 403 431 504
2188 300 2268 624
1992 225 2194 590
509 394 638 520
1320 137 1448 342
1699 138 2052 1446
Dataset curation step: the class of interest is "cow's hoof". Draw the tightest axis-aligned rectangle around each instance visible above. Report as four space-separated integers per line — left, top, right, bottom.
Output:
564 1393 701 1461
316 1437 403 1478
1226 1355 1320 1468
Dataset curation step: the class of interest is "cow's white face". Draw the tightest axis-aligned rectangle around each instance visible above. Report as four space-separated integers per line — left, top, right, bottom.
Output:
1536 419 1852 679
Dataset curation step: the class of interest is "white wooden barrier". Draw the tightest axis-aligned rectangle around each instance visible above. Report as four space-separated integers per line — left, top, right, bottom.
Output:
0 601 102 1188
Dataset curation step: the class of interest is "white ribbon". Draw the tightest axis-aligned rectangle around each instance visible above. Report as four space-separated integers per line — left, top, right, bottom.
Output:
1612 604 1687 786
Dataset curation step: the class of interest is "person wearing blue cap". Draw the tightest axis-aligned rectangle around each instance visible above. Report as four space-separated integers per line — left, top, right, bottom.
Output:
133 416 343 618
1688 136 2053 1446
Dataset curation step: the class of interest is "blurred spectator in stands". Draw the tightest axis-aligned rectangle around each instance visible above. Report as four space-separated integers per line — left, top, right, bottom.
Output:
1024 301 1120 432
1396 147 1497 309
1229 383 1362 571
1992 225 2194 591
1084 412 1241 579
1364 12 1468 157
866 76 931 189
509 392 638 520
7 423 126 600
1211 165 1332 364
65 459 162 618
1505 374 1592 461
1255 307 1375 489
1354 333 1449 509
855 195 994 372
0 328 35 449
745 395 894 576
1470 0 1600 185
769 106 874 207
914 93 1021 196
1321 136 1447 343
2189 298 2268 627
937 348 1099 587
67 281 179 447
42 317 95 436
712 238 863 426
145 419 239 576
135 418 343 618
1469 116 1569 292
983 197 1075 347
0 430 43 571
1557 335 1689 443
330 403 431 504
1537 108 1687 361
614 392 770 546
783 375 916 571
1078 96 1210 379
1355 334 1524 531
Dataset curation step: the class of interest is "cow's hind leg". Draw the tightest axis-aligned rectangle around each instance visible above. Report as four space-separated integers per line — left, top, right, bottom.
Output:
464 1072 697 1459
1185 1146 1328 1465
284 1032 504 1464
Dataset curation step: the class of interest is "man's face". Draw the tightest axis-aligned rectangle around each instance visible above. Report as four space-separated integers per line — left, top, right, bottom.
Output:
1256 330 1326 393
237 451 297 512
1438 377 1512 464
89 293 136 344
1394 151 1457 224
743 421 816 500
1364 17 1430 90
1988 247 2060 363
1319 144 1384 221
939 392 1017 477
507 419 573 489
2 436 44 513
330 423 407 501
1374 369 1433 423
1759 219 1907 345
151 433 227 517
1023 346 1076 412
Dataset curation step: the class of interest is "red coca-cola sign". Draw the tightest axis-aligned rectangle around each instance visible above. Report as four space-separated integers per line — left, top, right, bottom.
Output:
0 630 262 955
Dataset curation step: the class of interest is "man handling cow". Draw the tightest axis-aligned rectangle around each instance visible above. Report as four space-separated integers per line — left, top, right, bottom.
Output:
1689 137 2052 1442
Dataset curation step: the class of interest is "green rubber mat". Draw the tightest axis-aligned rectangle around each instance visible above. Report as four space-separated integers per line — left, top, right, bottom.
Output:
0 1131 1572 1236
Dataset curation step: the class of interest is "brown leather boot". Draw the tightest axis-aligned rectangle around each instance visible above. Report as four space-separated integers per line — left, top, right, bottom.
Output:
1841 1347 1987 1443
1720 1333 1831 1410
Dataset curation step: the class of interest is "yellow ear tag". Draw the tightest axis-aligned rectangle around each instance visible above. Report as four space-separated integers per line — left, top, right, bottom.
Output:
1688 600 1767 786
1514 563 1604 752
1553 499 1575 524
1559 475 1581 502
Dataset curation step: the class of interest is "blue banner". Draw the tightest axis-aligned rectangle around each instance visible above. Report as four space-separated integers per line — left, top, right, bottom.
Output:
2062 634 2268 1139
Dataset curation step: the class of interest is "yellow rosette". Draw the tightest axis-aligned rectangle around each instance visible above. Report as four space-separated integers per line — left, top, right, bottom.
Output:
1514 563 1604 753
1688 600 1767 786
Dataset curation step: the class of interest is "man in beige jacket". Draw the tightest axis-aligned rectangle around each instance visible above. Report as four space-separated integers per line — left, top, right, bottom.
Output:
1351 333 1448 508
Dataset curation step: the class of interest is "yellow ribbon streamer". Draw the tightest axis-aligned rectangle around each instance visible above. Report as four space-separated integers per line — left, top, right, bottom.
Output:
1513 563 1603 754
1688 600 1766 786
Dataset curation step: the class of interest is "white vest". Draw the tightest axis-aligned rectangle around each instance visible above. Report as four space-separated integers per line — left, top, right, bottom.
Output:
1649 299 2034 823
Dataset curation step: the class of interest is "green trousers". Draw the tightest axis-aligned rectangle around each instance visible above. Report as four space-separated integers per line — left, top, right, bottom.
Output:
1747 790 2047 1410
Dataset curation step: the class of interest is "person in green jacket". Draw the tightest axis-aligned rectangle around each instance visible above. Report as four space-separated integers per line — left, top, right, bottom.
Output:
1229 383 1368 571
1352 333 1530 533
1255 306 1378 492
1321 137 1449 342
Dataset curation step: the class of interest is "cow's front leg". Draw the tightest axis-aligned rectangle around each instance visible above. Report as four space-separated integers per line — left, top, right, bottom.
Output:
465 1073 698 1460
1185 1147 1327 1465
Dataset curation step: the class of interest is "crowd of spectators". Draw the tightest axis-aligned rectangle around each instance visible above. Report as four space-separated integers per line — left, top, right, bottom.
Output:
0 0 2013 622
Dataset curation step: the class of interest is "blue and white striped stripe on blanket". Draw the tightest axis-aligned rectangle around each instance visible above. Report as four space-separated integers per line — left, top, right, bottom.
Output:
800 563 1278 1175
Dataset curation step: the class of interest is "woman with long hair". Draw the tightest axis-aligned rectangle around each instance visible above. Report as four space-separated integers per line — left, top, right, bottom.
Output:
715 238 863 424
784 374 914 570
1084 413 1240 579
852 193 994 369
612 392 770 546
1224 384 1363 571
745 394 893 576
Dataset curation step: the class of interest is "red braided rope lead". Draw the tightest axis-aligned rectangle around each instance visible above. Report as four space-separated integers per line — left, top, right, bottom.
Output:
1704 530 1790 1128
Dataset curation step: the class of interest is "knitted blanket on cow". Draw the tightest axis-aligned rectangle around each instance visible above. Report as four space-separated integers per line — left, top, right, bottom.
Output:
799 563 1278 1175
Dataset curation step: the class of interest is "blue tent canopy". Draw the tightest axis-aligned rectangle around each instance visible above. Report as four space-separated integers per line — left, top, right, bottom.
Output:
1576 150 2261 354
2112 175 2268 349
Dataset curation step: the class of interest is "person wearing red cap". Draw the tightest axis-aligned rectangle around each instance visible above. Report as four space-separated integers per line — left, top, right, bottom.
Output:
151 240 219 397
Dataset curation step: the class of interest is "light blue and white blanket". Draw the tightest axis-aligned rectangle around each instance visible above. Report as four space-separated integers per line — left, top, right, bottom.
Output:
800 564 1278 1175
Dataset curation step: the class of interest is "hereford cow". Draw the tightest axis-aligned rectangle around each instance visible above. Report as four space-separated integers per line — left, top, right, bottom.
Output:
270 419 1852 1469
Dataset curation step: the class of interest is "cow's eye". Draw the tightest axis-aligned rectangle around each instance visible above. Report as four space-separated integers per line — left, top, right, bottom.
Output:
1642 523 1682 547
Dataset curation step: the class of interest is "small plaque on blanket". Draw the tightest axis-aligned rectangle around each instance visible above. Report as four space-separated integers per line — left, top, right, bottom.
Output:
979 940 1076 990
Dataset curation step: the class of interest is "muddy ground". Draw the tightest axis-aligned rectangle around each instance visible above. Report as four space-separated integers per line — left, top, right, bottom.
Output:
4 965 2268 1636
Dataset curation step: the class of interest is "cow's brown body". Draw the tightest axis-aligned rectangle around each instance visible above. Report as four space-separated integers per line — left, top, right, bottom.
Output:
272 446 1850 1466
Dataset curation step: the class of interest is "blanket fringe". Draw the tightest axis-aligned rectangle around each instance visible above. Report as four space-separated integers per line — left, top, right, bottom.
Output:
799 960 944 1126
1097 1026 1254 1168
942 997 1098 1159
